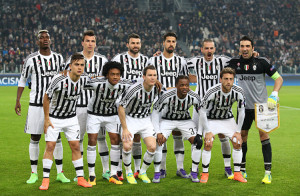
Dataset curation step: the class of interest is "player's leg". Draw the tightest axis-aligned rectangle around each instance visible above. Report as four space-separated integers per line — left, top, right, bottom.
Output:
160 142 167 178
132 134 142 178
28 134 41 184
53 133 70 183
97 126 110 180
200 136 213 184
172 130 187 178
122 137 135 184
230 135 247 183
218 133 233 179
76 107 87 156
117 141 124 181
139 136 156 183
259 130 272 184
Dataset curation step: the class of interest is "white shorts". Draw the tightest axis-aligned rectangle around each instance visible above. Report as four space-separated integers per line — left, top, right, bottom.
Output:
76 107 87 137
24 106 44 134
122 116 156 140
86 114 121 134
45 116 80 142
160 119 197 140
205 118 238 138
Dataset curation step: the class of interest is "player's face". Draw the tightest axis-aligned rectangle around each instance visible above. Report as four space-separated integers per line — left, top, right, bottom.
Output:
70 59 85 77
163 36 176 54
82 35 96 53
37 32 51 49
239 40 254 59
176 79 190 97
143 69 157 86
107 68 121 85
201 41 215 61
220 73 234 93
127 38 141 54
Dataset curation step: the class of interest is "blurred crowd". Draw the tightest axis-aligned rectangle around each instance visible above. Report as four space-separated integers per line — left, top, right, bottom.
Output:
1 0 299 74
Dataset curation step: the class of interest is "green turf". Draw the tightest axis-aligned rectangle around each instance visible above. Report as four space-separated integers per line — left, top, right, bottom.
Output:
0 86 300 195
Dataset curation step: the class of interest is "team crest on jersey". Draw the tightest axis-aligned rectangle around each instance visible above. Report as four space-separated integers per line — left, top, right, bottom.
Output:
244 65 249 71
253 64 257 71
216 65 220 70
124 58 128 62
64 83 68 88
175 63 179 68
95 63 99 70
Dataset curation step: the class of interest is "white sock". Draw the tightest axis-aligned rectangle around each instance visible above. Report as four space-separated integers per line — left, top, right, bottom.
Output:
29 139 39 173
43 159 53 178
232 148 242 172
202 150 211 173
161 143 167 170
220 137 231 168
132 142 142 172
87 145 96 177
53 138 63 174
97 136 109 173
72 158 84 177
140 150 155 174
173 135 184 170
110 145 120 176
154 144 163 173
191 145 201 173
122 150 132 174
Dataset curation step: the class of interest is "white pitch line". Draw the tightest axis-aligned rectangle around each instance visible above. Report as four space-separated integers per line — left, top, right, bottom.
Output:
280 106 300 110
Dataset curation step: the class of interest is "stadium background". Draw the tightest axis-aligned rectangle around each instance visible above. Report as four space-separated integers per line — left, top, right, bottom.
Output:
0 0 299 195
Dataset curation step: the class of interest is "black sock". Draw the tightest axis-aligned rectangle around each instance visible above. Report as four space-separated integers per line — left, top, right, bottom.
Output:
261 139 272 171
241 142 247 171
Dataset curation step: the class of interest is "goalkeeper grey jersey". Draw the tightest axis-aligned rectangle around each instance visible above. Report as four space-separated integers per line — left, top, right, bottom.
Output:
226 56 277 109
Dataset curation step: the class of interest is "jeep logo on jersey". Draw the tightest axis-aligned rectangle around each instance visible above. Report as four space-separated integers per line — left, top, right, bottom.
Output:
65 94 80 100
201 74 218 80
239 75 256 81
161 70 177 77
127 69 142 76
41 71 57 77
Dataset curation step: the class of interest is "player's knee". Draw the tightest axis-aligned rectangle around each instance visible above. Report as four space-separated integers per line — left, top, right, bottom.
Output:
31 134 41 141
147 143 156 153
88 134 97 146
232 142 241 150
133 134 141 142
109 134 120 145
123 142 132 151
204 142 213 151
172 130 182 136
46 142 56 153
69 141 80 152
218 133 226 139
259 131 269 141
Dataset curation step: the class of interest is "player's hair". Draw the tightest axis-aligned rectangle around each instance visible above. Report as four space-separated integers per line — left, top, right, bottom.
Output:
82 30 96 41
163 32 177 41
220 67 236 78
37 30 49 39
240 36 254 48
175 75 189 86
202 39 214 47
71 53 85 64
127 33 140 43
143 65 156 76
102 61 124 78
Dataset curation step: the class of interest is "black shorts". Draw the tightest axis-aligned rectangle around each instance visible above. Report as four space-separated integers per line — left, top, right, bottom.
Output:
241 109 255 131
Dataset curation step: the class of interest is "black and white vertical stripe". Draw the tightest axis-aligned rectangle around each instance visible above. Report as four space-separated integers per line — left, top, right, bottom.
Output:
112 52 149 80
46 74 88 119
153 88 201 120
148 54 187 88
66 52 108 107
119 82 159 118
200 83 245 119
187 55 230 98
87 77 132 116
21 51 64 106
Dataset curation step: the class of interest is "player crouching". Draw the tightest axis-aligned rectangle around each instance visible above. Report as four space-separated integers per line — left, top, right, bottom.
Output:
39 53 92 190
199 67 247 183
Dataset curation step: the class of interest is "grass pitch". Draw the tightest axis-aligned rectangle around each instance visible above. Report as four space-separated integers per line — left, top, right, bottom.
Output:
0 86 299 195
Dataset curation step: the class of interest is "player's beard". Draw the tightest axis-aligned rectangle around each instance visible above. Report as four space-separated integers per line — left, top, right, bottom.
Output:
166 47 174 54
129 48 140 55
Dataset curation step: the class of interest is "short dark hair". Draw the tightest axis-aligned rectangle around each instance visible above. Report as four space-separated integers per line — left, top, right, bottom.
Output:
202 39 214 47
71 53 85 64
175 75 189 86
143 65 156 76
220 67 236 78
102 61 124 78
163 32 177 41
240 36 254 48
37 30 49 39
82 30 96 41
127 33 140 43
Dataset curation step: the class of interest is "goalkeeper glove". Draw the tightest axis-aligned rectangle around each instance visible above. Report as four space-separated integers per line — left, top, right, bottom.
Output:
267 91 278 109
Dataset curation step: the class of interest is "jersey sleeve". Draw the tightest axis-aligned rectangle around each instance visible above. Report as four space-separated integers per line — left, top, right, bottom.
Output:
179 57 188 76
46 75 62 99
18 57 33 87
65 56 72 70
147 57 154 66
111 54 121 63
260 57 277 77
119 84 138 108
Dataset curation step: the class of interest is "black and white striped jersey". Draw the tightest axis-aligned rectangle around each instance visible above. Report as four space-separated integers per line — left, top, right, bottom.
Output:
19 51 65 106
112 52 149 80
200 83 245 119
153 88 201 120
87 77 133 116
66 52 108 107
148 54 188 88
119 82 160 118
187 55 231 98
46 72 89 119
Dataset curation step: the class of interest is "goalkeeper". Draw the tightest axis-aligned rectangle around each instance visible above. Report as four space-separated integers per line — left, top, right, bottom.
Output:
226 36 283 184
